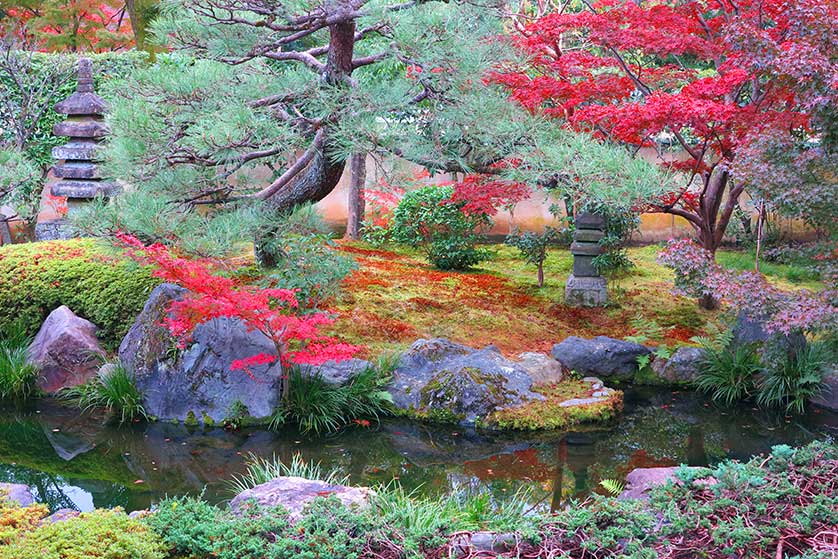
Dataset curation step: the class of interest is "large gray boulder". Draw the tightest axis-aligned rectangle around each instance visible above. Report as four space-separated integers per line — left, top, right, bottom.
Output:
0 483 35 506
230 477 372 521
28 305 105 393
120 284 283 423
811 366 838 411
551 336 651 382
733 312 806 355
516 352 563 385
650 347 706 385
300 358 372 386
386 338 544 425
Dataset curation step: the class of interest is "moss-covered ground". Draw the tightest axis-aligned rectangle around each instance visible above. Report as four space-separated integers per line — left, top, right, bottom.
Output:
328 242 821 359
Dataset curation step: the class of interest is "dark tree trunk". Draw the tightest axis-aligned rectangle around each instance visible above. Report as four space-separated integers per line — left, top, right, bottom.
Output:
537 263 544 288
345 152 366 239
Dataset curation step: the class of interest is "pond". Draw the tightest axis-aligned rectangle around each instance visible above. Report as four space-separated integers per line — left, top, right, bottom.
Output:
1 387 835 513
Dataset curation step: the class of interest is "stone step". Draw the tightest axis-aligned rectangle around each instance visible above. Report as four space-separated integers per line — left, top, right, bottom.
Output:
53 119 108 139
52 162 101 180
52 140 102 161
51 180 119 199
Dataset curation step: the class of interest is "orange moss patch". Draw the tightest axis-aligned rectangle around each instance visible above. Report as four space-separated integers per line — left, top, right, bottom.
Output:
328 242 716 358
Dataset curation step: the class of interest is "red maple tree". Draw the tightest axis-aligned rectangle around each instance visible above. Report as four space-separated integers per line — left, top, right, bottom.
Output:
493 0 836 256
116 232 358 399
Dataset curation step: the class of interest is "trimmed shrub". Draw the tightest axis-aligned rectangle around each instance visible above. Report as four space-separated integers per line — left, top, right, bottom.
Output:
390 185 490 270
0 508 165 559
0 239 158 348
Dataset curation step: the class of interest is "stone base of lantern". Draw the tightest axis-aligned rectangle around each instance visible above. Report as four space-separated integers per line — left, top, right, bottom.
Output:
565 274 608 307
34 219 73 241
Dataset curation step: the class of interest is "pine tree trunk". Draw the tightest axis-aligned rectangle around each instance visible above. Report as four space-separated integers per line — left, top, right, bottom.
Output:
345 152 366 240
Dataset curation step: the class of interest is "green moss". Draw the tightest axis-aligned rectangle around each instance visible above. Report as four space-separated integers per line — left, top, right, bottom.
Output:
184 411 199 426
0 508 166 559
201 412 215 427
0 239 159 348
487 381 623 431
223 400 265 428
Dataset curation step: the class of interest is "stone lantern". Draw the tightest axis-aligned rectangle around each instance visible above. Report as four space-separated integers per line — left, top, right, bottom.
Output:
565 212 608 306
36 58 118 240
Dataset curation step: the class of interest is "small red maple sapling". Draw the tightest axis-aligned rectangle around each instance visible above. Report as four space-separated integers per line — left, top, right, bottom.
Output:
115 232 358 399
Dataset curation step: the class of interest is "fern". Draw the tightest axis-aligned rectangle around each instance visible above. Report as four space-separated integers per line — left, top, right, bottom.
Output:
599 479 625 496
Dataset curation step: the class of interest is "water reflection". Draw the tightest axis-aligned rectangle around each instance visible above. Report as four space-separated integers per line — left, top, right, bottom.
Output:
0 388 835 512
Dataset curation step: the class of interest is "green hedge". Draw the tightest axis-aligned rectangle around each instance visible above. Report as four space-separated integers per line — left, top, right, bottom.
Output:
0 239 158 348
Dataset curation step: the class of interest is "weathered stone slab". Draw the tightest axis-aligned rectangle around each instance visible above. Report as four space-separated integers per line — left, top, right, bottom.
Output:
649 346 706 385
300 358 373 387
52 140 101 161
575 212 606 229
53 119 108 139
619 466 710 500
230 477 372 521
53 162 101 180
570 241 601 256
572 255 599 277
28 305 105 393
565 274 608 306
51 180 119 199
55 92 107 115
573 229 605 243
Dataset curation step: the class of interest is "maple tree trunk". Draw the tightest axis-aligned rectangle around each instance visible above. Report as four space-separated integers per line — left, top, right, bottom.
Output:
345 152 366 239
537 263 544 288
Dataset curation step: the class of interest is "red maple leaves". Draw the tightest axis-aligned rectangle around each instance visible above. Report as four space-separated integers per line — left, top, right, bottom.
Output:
115 232 358 379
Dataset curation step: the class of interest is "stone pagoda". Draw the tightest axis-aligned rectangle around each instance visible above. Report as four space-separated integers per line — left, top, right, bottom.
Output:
36 58 118 239
565 212 608 306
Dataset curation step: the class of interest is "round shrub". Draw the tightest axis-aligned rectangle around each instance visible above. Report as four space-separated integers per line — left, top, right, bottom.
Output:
0 239 158 348
390 185 490 270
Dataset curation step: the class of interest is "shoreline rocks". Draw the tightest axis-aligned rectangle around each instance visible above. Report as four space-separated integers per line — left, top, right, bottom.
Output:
552 336 651 382
28 305 105 393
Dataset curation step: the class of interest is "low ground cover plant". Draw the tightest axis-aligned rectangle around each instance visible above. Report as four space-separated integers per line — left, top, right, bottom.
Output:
7 442 834 559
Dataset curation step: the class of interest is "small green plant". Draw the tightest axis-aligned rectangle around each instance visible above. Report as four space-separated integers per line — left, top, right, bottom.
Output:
390 185 490 270
0 321 39 401
694 330 763 405
228 452 349 494
61 362 147 423
270 363 394 435
756 343 829 414
599 479 625 496
505 227 557 287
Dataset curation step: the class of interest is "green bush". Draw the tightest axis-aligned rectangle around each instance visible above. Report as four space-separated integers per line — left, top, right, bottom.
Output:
756 343 829 414
271 360 395 435
0 321 39 401
390 185 490 270
694 329 763 405
505 227 557 287
61 362 147 423
0 508 166 559
0 239 159 348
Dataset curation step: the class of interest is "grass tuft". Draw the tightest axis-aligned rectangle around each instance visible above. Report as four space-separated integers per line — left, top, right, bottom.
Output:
0 321 39 401
228 452 349 494
61 362 147 423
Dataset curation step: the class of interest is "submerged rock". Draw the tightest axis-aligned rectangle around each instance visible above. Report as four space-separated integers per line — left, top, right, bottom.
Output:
120 284 282 423
0 483 35 506
386 338 544 425
551 336 650 382
28 305 105 393
230 477 372 521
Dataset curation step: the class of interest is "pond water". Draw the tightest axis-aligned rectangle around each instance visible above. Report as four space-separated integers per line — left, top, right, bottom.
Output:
1 387 836 513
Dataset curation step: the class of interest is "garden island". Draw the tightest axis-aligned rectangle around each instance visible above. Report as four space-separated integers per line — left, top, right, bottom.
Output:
0 1 836 557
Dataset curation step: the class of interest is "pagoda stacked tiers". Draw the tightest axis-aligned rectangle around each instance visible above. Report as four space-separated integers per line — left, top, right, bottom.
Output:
51 58 118 213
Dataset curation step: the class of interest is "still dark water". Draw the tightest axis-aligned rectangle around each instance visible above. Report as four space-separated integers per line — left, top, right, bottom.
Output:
1 387 836 513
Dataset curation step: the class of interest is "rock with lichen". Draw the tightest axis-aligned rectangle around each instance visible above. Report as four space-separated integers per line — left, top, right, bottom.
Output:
386 338 545 425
